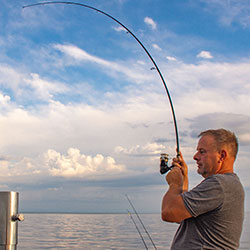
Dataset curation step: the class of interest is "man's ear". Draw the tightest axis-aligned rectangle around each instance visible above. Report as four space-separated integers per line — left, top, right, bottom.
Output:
220 150 227 162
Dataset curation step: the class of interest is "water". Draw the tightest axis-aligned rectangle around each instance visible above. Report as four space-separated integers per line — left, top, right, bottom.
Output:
18 212 250 249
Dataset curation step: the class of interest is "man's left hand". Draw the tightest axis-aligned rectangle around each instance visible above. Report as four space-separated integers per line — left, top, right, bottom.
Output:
166 167 183 187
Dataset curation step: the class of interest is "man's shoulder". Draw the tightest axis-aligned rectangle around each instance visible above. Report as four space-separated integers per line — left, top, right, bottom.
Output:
210 173 242 185
197 174 224 187
206 172 240 184
190 173 241 194
207 173 244 195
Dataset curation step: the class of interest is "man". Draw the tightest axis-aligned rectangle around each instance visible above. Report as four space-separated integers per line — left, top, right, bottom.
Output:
161 129 244 250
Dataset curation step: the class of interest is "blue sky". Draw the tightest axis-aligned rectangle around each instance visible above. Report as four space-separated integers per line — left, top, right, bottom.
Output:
0 0 250 213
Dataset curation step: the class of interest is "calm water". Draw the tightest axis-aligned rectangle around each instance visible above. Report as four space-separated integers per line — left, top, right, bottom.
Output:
18 212 250 249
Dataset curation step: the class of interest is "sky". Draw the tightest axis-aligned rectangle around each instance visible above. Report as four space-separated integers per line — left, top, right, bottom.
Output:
0 0 250 213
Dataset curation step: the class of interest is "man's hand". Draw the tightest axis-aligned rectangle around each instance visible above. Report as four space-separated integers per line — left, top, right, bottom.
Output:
166 167 183 187
171 151 189 192
161 150 191 223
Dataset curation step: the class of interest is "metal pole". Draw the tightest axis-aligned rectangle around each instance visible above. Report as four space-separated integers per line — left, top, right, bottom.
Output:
0 192 24 250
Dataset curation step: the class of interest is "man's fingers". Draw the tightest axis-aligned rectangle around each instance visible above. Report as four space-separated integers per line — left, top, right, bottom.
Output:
172 164 182 171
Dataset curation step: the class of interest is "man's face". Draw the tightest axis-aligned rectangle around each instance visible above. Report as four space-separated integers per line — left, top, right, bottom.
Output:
193 135 221 178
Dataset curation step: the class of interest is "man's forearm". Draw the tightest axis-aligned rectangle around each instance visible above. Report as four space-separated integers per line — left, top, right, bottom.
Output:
162 184 183 222
162 184 183 208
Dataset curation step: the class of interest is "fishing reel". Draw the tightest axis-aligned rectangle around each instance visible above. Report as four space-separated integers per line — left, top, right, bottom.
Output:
160 153 174 174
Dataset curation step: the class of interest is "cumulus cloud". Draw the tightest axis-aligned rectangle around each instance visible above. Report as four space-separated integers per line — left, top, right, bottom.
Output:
197 51 213 59
144 17 157 30
0 148 127 182
0 157 42 179
45 148 126 178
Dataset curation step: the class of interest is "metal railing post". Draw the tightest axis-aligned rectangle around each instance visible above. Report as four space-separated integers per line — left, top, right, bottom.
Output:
0 192 24 250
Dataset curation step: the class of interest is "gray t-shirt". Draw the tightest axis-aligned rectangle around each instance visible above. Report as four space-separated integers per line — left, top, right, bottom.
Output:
171 173 244 250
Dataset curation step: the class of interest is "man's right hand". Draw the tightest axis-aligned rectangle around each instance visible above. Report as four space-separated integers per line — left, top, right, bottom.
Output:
172 151 189 192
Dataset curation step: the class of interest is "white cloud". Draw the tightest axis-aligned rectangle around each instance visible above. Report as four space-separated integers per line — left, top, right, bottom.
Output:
54 44 152 83
54 44 111 66
25 73 69 101
0 157 42 180
197 51 213 59
137 60 146 65
1 54 250 189
144 17 157 30
165 60 250 118
45 148 126 179
166 56 177 61
0 64 70 103
0 64 23 94
0 93 11 106
0 147 127 181
113 26 127 32
152 43 162 51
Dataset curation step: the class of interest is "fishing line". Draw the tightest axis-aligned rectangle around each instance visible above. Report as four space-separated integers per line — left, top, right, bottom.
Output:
23 1 180 173
127 210 149 250
126 195 158 250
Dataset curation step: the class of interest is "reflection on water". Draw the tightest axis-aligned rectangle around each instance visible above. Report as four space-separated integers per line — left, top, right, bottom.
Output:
18 213 177 250
19 212 250 250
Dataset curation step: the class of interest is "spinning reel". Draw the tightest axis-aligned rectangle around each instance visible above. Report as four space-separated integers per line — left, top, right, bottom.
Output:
160 153 174 175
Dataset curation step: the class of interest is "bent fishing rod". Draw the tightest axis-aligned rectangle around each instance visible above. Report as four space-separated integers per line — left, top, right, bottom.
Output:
23 1 179 174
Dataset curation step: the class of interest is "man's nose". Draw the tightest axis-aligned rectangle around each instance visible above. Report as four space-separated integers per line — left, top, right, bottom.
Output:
193 152 198 161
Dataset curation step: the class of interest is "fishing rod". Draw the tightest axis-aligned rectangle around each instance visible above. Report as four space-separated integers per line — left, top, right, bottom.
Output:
23 1 180 175
126 195 158 250
127 210 149 250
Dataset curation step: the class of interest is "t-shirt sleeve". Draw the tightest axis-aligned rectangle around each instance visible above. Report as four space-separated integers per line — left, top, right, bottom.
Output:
181 176 224 217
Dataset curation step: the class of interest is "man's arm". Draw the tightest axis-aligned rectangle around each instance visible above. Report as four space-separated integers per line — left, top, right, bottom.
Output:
161 179 191 223
161 153 191 223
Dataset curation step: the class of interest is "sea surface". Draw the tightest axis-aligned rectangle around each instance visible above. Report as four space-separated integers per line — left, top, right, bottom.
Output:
18 212 250 249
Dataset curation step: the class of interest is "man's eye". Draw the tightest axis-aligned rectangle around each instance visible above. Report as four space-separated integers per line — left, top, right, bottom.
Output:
200 150 205 154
